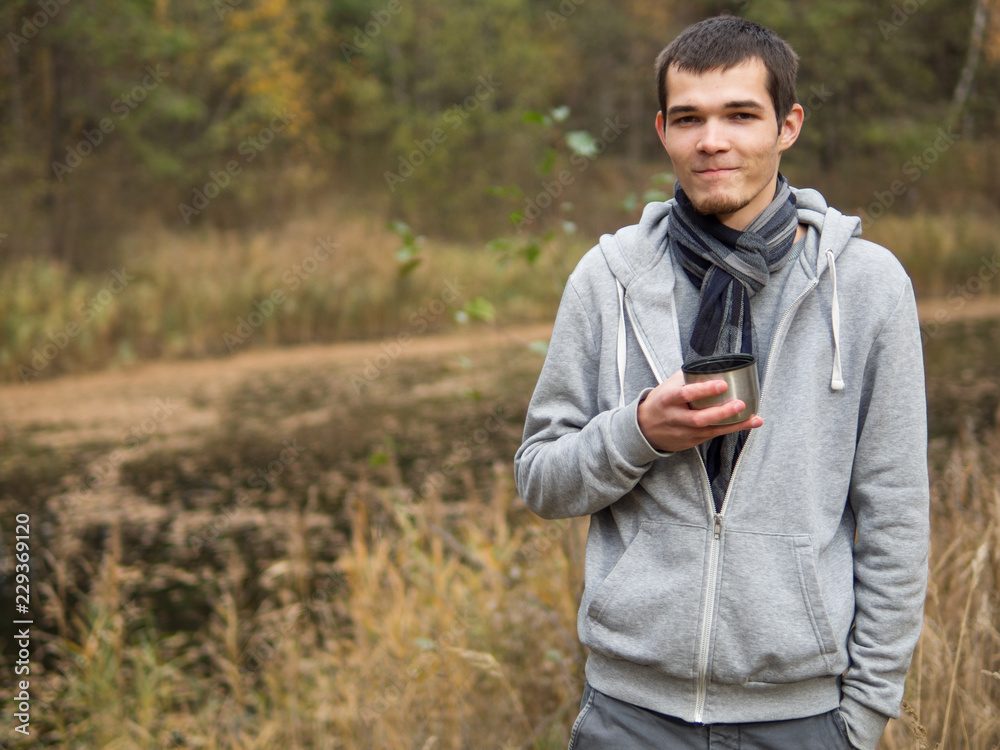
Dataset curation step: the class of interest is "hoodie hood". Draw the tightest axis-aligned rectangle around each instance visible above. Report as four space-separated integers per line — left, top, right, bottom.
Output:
599 187 863 395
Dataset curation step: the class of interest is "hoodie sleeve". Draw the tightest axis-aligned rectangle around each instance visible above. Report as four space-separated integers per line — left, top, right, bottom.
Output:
839 280 930 750
514 274 669 520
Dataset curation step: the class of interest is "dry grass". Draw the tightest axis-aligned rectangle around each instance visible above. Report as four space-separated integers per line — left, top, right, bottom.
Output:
864 212 999 300
26 471 588 749
0 301 999 749
880 426 1000 748
1 207 996 384
0 204 581 383
7 424 1000 748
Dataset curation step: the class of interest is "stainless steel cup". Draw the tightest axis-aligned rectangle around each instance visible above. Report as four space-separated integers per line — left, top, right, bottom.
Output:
682 354 760 426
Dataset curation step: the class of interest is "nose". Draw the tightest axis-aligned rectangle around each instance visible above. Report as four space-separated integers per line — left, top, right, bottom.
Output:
696 120 730 154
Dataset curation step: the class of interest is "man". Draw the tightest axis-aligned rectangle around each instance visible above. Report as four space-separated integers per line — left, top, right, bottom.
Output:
514 16 929 750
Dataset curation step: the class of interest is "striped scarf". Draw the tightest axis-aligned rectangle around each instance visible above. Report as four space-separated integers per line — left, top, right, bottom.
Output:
668 175 799 511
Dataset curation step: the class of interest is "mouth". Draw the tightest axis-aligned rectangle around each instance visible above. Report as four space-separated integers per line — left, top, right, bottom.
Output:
694 167 739 176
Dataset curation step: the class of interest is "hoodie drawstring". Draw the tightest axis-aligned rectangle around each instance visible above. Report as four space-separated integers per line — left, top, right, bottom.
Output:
616 280 627 408
826 249 845 391
616 253 845 405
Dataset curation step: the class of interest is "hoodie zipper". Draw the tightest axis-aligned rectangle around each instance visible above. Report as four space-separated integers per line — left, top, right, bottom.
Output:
691 277 819 724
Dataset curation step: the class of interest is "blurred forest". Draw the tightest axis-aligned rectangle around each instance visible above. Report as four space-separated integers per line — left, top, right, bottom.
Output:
3 3 1000 748
1 0 999 271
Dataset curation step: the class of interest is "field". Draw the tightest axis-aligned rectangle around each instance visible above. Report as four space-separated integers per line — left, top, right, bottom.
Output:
1 303 1000 747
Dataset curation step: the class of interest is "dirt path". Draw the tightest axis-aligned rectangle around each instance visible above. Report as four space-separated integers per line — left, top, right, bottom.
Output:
3 295 999 443
916 295 1000 327
0 323 553 448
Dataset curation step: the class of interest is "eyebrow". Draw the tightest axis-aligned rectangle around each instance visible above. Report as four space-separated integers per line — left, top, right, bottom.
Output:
666 100 767 116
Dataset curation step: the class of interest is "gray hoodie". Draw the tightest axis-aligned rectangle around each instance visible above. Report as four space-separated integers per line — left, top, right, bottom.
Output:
514 188 929 750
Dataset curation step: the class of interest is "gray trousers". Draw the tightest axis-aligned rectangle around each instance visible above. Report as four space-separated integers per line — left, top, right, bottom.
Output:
568 683 854 750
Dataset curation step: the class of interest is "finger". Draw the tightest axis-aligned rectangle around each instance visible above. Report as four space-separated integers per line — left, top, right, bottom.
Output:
703 413 764 436
674 378 729 405
686 398 747 428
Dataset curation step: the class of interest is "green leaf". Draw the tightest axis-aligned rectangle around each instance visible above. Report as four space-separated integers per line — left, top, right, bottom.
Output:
397 258 422 277
522 111 551 126
620 192 638 212
485 238 512 253
368 451 389 468
650 172 675 184
538 147 558 176
565 130 600 158
388 220 413 240
463 297 496 322
520 243 541 264
528 340 549 356
508 211 525 227
486 184 524 199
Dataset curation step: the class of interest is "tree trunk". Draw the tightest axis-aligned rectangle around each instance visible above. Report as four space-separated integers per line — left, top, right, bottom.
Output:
3 7 25 144
949 0 989 130
46 42 72 265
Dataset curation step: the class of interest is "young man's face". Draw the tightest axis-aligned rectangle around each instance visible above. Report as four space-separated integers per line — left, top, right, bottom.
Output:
655 58 803 230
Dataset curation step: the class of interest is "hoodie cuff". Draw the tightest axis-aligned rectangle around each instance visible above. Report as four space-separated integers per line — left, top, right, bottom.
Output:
611 387 673 465
839 695 890 750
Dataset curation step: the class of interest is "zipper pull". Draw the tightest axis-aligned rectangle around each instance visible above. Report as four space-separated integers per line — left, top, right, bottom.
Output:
714 513 723 540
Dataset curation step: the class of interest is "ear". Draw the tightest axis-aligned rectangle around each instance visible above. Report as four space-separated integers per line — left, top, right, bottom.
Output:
777 103 805 153
655 111 668 150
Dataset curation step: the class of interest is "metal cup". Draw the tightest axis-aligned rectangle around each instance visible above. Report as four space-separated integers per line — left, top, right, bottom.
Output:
682 353 760 426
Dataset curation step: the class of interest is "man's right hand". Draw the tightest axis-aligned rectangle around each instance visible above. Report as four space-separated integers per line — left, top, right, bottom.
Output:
637 370 763 453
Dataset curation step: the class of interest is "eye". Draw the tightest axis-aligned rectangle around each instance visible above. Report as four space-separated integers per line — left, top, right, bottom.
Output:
732 112 757 121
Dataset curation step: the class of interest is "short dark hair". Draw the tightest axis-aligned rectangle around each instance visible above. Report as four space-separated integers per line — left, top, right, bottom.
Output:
655 17 799 129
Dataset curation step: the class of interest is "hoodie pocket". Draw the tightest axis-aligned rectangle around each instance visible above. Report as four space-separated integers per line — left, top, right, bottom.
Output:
585 521 707 677
711 530 838 684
